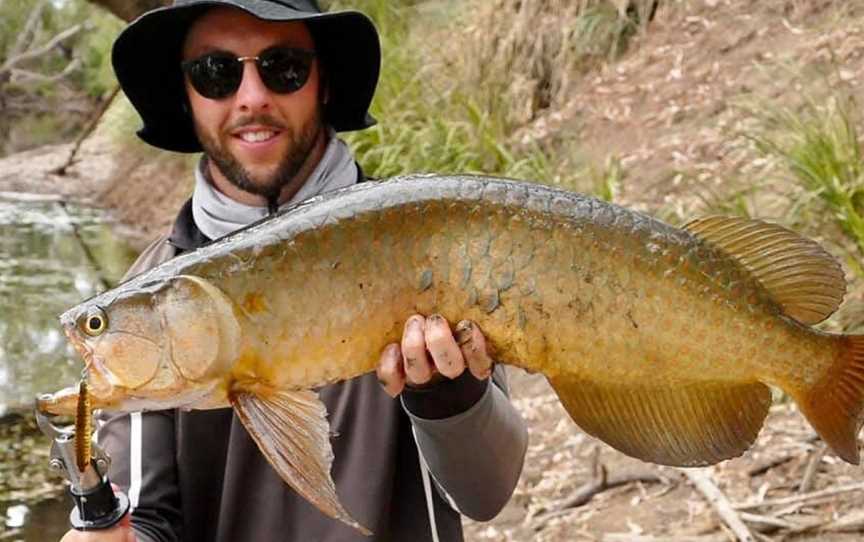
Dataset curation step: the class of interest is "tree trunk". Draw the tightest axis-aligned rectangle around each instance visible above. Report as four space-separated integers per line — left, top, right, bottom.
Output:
85 0 171 22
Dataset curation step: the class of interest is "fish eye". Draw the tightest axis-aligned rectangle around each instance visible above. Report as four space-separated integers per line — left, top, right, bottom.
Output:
81 307 108 337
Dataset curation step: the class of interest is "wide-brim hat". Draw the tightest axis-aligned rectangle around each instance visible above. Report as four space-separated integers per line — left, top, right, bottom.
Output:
112 0 380 153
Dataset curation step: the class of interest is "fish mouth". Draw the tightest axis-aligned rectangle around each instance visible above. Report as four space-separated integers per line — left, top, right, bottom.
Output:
61 323 115 397
63 323 91 361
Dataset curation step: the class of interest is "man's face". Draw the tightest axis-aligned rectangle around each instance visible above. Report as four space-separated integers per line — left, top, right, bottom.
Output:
182 8 325 202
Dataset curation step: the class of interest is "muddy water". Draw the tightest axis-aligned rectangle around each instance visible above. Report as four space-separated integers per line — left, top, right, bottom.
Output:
0 198 137 413
0 196 138 540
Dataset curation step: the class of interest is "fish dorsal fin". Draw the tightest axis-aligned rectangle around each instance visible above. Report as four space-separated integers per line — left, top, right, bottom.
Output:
231 385 371 535
549 376 772 466
683 216 846 324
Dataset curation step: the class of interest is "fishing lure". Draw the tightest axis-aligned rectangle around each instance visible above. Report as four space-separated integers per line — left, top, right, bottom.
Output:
75 379 92 473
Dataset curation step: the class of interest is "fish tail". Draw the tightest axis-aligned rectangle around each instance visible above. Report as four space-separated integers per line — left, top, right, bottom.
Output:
794 335 864 465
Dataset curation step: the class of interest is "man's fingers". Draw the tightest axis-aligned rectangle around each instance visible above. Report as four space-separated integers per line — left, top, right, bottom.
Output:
424 314 465 379
401 315 433 385
376 343 405 398
455 319 494 380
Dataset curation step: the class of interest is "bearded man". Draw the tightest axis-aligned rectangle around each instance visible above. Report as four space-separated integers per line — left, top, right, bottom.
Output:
60 1 528 541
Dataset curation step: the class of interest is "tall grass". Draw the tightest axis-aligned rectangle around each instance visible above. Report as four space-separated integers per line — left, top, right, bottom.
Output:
335 0 565 183
334 0 646 190
748 90 864 261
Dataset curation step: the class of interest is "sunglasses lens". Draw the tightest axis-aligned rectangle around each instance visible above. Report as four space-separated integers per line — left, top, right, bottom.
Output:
257 48 313 94
184 54 242 100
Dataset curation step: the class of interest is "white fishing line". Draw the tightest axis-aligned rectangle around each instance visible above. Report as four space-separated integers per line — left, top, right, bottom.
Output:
129 412 142 511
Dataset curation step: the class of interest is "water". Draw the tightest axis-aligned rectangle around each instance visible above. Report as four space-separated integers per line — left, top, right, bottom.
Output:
0 198 138 540
0 199 138 413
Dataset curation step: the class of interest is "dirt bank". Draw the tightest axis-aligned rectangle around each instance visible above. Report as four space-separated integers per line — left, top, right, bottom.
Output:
0 130 193 250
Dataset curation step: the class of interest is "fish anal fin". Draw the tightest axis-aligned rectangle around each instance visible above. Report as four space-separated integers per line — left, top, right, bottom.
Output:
792 335 864 465
549 376 772 466
683 216 845 325
231 386 371 535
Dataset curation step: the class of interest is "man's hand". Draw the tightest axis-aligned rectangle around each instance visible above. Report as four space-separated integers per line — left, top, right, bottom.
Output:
59 514 136 542
376 314 494 397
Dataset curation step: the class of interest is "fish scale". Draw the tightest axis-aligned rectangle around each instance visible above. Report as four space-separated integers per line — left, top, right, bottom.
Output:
38 175 864 533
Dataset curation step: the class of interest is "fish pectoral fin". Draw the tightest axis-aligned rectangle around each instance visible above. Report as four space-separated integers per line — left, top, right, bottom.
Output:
683 216 845 325
231 387 371 535
549 376 772 467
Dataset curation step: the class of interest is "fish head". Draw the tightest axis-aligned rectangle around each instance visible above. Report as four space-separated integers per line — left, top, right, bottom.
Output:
40 274 241 415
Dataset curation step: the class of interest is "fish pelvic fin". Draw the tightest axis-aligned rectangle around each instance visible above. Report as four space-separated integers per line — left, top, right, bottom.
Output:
230 384 371 535
549 376 772 467
793 335 864 465
683 216 846 325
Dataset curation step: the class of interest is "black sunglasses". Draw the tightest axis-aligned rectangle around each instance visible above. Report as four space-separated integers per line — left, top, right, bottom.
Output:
181 47 316 100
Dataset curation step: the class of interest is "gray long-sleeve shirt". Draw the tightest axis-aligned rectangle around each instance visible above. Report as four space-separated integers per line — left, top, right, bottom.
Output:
97 200 528 542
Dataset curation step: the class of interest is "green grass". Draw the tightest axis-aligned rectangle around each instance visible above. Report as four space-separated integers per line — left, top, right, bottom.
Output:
748 90 864 261
335 0 640 191
333 0 565 184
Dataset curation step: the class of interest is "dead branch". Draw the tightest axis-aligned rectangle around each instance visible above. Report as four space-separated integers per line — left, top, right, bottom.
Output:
9 58 82 86
747 454 796 477
55 85 121 175
531 454 669 531
602 535 728 542
683 469 755 542
0 191 65 203
0 24 85 76
825 511 864 533
8 1 47 61
734 482 864 511
797 443 826 494
738 511 802 533
557 471 667 510
2 98 91 115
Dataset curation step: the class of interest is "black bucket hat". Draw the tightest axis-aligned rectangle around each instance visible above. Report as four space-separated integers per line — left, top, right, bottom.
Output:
112 0 380 153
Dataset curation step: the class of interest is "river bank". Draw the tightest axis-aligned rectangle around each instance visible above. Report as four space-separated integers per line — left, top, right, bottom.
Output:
0 132 193 251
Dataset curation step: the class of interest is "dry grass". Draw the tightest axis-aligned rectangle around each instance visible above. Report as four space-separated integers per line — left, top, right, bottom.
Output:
448 0 642 130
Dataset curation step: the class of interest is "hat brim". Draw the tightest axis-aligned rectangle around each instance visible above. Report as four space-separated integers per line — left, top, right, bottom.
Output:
112 1 380 153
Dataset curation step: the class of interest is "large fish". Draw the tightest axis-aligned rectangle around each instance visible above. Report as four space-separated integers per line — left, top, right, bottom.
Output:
38 175 864 533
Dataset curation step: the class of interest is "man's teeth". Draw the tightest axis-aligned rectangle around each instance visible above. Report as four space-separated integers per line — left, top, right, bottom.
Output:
240 131 276 143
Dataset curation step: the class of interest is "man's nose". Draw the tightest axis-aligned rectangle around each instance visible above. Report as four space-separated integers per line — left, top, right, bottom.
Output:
233 61 272 113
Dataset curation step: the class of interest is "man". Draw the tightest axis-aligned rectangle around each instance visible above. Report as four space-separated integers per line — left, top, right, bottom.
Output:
60 1 528 541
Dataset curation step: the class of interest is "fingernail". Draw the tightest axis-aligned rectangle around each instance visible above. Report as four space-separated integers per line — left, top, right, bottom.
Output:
377 378 398 398
455 320 473 345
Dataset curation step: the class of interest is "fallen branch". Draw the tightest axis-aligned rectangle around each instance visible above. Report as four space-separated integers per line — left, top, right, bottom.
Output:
734 482 864 511
602 535 728 542
532 470 668 530
825 511 864 533
747 454 796 477
0 191 65 203
55 85 121 175
559 471 667 510
683 469 755 542
797 443 826 494
739 511 800 533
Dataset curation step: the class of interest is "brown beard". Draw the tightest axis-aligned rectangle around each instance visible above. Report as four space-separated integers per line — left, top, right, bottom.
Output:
195 112 324 203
